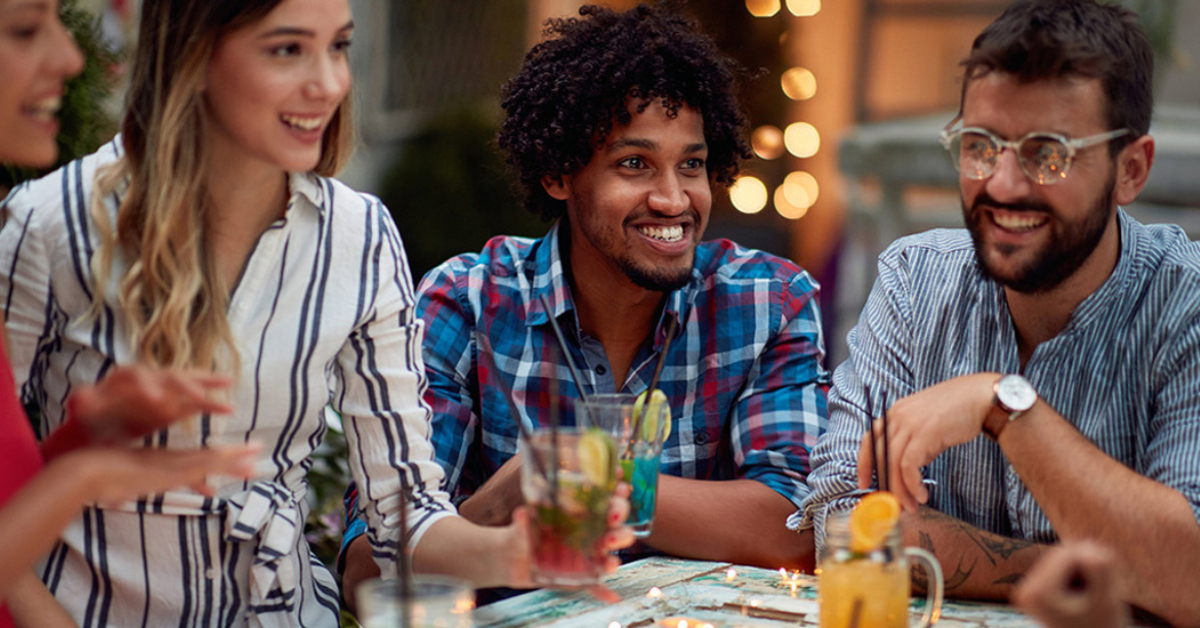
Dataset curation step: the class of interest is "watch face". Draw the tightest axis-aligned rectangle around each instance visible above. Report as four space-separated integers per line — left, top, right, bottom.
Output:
997 375 1036 412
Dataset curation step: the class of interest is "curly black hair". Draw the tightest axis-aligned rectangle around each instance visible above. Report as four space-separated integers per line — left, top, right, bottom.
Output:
497 1 752 221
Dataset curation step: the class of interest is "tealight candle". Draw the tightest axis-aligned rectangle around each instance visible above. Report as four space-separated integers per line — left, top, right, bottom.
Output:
658 617 715 628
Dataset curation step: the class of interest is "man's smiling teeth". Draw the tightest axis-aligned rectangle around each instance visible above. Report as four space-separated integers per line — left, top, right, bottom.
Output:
992 213 1047 231
638 225 684 242
24 97 62 120
281 114 322 131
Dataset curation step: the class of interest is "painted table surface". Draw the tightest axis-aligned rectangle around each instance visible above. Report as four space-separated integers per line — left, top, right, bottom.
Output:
473 557 1039 627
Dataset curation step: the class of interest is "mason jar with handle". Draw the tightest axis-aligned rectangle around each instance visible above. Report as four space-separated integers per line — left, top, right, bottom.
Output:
819 510 944 628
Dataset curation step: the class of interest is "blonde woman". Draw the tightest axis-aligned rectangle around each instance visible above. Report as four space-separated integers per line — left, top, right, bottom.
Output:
0 0 629 626
0 1 260 626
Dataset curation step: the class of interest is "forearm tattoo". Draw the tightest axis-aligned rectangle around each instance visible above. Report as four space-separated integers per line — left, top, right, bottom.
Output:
914 508 1036 592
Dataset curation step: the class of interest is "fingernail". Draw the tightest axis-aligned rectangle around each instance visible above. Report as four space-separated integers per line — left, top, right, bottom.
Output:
609 511 621 524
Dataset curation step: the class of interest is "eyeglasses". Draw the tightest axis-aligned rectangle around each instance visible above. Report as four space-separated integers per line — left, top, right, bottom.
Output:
939 119 1130 185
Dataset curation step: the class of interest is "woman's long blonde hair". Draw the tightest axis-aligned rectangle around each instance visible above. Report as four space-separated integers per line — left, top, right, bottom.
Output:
91 0 354 372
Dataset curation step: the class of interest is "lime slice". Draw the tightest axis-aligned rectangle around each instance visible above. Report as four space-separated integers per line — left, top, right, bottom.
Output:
634 389 672 441
577 429 614 487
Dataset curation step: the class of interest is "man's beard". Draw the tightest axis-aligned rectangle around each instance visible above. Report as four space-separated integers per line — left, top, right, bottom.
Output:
965 177 1115 294
615 255 692 292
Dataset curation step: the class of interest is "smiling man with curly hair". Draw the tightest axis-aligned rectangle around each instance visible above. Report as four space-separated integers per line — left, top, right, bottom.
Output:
341 2 829 600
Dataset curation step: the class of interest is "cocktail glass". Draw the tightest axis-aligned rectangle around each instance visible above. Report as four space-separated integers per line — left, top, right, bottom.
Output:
355 575 475 628
579 392 669 538
520 427 618 586
819 511 944 628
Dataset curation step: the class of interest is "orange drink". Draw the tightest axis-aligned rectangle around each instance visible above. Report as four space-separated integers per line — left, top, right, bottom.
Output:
819 494 943 628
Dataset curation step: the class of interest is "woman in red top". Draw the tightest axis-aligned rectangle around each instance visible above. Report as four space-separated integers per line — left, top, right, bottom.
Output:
0 1 259 624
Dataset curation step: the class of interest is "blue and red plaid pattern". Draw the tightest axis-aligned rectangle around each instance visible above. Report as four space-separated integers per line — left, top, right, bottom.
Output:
343 222 829 559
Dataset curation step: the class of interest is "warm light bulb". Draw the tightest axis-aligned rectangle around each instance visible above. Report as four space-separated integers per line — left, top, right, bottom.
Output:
784 122 820 158
751 125 785 160
745 0 780 17
781 67 817 100
729 176 768 214
784 170 819 206
775 184 809 219
787 0 820 16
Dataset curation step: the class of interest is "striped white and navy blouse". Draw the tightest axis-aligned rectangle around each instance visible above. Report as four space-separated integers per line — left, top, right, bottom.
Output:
793 212 1200 550
0 141 454 627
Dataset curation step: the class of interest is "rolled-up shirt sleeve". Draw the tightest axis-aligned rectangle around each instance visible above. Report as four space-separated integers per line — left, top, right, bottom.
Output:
792 247 919 548
334 206 455 578
729 272 830 508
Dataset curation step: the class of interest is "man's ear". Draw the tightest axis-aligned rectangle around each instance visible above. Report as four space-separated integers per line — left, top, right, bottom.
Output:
1114 134 1154 206
542 175 570 201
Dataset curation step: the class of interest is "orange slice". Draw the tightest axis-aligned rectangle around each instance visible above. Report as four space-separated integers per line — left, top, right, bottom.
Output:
849 491 900 553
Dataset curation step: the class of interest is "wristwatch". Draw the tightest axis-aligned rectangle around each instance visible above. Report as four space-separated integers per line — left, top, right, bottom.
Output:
982 374 1037 440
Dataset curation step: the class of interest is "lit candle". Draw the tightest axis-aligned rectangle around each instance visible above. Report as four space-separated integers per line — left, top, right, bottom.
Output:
658 617 715 628
725 568 737 582
646 587 663 599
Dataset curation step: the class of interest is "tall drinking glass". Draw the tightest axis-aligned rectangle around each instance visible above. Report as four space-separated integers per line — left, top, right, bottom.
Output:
355 575 475 628
579 393 668 538
520 427 618 586
819 511 944 628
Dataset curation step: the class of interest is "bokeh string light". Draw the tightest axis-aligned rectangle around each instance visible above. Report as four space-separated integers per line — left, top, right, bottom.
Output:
781 67 816 101
784 122 820 159
739 1 821 220
787 0 820 17
751 125 785 160
730 176 769 215
745 0 781 18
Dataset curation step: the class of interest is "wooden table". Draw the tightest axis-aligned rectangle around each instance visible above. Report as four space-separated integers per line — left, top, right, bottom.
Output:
473 557 1038 627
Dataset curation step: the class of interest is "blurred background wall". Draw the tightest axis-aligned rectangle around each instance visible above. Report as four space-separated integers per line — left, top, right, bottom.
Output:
56 0 1200 361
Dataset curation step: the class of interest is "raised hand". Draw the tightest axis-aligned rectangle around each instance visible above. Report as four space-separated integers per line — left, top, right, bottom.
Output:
502 481 633 589
68 365 234 443
58 442 262 506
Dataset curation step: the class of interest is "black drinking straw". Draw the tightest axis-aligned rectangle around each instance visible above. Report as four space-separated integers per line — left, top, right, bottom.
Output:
537 293 591 402
475 333 552 482
864 385 881 491
881 392 891 493
627 317 677 458
548 364 561 511
848 597 864 628
398 482 412 628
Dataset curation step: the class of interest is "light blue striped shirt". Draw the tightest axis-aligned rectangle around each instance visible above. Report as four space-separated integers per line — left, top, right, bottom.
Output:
793 211 1200 549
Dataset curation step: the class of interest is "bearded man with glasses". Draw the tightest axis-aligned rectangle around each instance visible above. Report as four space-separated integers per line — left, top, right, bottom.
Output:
794 1 1200 624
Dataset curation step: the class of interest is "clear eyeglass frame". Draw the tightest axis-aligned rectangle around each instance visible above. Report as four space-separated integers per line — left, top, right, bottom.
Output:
938 118 1130 185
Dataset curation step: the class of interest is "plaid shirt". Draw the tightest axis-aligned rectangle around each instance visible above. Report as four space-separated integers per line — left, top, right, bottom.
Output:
344 222 829 558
